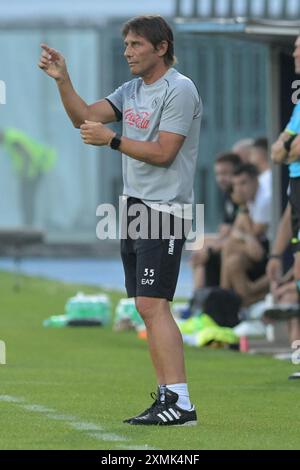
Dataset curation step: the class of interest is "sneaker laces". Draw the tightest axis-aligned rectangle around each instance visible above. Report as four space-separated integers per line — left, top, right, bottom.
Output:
144 391 165 415
148 391 160 411
150 391 172 414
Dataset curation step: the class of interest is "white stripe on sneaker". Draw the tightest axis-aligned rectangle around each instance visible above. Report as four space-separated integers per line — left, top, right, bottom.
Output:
157 413 167 423
169 408 180 419
163 411 174 421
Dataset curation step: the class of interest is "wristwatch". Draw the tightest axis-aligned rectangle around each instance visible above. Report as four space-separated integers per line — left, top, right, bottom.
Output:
238 207 249 214
269 254 281 260
110 133 122 150
283 134 297 153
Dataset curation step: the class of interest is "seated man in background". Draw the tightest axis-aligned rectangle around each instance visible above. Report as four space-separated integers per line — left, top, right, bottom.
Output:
191 152 241 290
249 137 272 197
221 163 271 306
232 138 254 163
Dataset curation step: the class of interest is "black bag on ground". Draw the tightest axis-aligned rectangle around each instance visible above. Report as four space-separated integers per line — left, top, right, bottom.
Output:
190 287 241 328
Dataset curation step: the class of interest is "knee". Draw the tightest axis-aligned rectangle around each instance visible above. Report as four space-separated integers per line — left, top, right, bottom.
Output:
191 247 209 267
222 237 236 257
225 254 243 273
135 297 163 324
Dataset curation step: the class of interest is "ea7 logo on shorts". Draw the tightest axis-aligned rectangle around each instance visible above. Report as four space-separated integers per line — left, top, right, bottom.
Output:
141 268 155 286
141 278 155 286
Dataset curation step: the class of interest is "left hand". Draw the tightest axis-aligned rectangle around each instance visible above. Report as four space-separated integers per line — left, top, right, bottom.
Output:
288 134 300 163
274 281 298 304
80 120 115 146
231 187 248 206
231 229 246 241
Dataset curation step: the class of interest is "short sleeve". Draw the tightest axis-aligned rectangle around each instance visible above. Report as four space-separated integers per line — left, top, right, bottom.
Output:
159 83 202 137
251 196 271 225
105 84 124 121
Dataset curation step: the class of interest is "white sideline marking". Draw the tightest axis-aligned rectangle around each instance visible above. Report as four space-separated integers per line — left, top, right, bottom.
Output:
0 341 6 364
69 422 104 432
0 395 24 403
88 432 127 442
44 413 77 421
0 395 132 446
22 405 55 413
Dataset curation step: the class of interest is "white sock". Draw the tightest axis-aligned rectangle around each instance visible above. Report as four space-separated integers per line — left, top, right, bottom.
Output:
166 383 192 410
158 384 166 401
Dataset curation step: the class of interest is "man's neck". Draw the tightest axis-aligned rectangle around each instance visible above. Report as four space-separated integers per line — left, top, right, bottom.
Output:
259 164 270 175
252 183 259 201
142 65 170 85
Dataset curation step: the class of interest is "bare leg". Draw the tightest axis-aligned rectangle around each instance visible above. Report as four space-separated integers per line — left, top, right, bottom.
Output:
294 252 300 280
279 286 300 345
288 318 300 345
135 297 186 385
222 254 269 306
193 264 206 289
220 238 246 288
220 252 232 290
220 235 265 289
190 247 210 290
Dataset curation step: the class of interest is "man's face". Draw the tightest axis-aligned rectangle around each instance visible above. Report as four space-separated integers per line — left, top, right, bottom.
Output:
293 36 300 75
249 147 265 168
124 31 164 77
214 162 235 192
232 173 257 203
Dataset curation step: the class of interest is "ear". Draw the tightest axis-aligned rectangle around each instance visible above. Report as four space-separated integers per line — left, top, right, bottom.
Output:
157 40 168 58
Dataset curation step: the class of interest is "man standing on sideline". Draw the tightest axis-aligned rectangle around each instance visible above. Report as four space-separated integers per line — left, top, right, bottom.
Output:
190 152 241 290
271 35 300 316
38 16 202 426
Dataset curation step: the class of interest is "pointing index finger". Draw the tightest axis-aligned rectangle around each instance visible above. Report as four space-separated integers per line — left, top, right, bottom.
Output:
40 43 52 52
40 43 60 60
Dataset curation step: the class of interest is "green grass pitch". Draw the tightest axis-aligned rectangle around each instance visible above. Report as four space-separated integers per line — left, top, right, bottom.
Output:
1 271 300 450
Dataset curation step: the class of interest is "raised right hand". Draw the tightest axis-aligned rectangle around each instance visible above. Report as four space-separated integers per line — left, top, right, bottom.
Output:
38 43 68 82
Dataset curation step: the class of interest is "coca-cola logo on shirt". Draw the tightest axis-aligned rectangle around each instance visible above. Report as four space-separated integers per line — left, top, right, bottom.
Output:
124 108 150 129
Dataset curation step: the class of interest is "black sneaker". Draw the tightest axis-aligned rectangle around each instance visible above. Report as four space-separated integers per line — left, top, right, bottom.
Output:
289 372 300 380
124 388 197 426
124 388 161 422
264 305 300 321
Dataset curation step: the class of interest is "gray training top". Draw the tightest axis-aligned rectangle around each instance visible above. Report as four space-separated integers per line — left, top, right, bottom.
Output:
106 68 202 219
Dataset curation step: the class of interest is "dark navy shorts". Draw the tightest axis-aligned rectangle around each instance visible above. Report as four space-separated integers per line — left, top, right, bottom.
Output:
120 197 191 301
289 178 300 253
